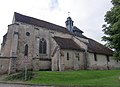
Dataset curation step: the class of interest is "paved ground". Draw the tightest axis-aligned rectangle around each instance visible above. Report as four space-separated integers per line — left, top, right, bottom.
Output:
0 83 54 87
0 83 97 87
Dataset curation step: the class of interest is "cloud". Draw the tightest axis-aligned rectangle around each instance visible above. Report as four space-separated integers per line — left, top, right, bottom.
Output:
0 0 112 46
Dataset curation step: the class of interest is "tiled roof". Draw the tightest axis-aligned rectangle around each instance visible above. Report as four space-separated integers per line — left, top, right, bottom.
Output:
72 26 87 39
73 26 83 33
14 12 87 39
13 12 113 55
73 33 88 39
14 12 70 34
53 37 85 51
88 38 113 56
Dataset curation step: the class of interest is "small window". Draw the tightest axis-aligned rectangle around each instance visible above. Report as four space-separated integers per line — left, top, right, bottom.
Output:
24 44 28 56
67 52 69 60
106 55 110 62
26 32 30 36
0 64 2 68
94 53 97 61
78 56 80 61
76 53 80 61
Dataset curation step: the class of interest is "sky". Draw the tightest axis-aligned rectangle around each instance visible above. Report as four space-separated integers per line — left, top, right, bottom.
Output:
0 0 112 48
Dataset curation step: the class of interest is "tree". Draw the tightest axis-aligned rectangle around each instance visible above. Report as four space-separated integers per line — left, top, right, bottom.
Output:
102 0 120 60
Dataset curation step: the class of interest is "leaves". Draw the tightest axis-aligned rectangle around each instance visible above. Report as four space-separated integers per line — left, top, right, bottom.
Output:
102 0 120 59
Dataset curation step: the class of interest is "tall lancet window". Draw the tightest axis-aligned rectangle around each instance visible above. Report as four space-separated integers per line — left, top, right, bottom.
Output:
24 44 28 56
39 38 47 54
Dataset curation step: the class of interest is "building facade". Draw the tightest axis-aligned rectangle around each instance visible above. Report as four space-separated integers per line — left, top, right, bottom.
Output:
0 12 120 74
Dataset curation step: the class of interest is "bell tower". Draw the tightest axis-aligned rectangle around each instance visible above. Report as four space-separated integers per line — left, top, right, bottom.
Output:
65 16 74 32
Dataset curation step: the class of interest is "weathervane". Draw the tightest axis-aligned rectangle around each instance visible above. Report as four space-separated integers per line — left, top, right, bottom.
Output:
68 11 70 17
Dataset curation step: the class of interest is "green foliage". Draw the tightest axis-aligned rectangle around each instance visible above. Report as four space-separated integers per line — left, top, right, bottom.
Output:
28 70 120 86
5 70 33 81
102 0 120 59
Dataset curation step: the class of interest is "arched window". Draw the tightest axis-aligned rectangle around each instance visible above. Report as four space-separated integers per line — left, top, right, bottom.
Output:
39 38 47 54
24 44 28 56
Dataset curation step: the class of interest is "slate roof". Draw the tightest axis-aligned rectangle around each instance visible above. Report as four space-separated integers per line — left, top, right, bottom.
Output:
53 37 85 51
14 12 70 34
88 38 113 56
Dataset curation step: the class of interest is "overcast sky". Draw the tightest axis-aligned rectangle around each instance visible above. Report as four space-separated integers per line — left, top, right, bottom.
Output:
0 0 112 47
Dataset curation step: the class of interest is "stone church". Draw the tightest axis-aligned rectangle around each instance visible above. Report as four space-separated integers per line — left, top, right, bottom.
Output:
0 12 120 74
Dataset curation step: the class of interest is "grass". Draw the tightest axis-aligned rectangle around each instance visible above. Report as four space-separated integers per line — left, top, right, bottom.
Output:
27 70 120 86
5 71 33 81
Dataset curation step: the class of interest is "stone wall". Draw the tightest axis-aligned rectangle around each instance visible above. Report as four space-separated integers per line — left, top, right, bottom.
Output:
109 56 120 69
1 25 13 57
61 50 85 70
0 57 10 74
51 37 60 71
88 53 120 70
13 22 51 70
32 58 51 70
1 20 120 73
73 36 88 50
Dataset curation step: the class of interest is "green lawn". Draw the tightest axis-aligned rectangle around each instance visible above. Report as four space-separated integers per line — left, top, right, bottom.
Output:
28 70 120 86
